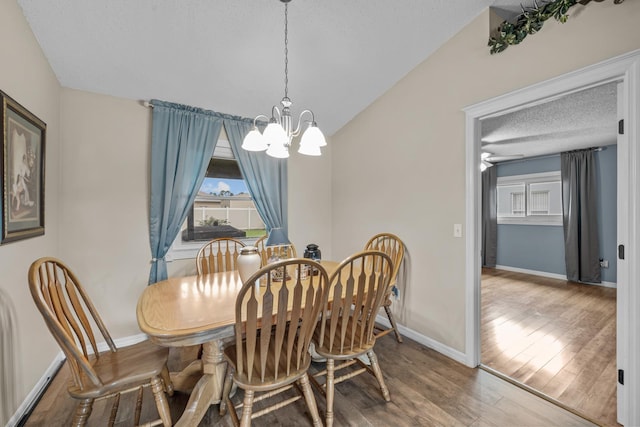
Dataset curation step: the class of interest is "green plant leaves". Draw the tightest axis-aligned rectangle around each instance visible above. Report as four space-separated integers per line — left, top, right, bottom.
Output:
488 0 591 54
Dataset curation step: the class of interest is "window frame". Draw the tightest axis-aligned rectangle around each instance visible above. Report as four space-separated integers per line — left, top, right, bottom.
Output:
167 139 264 261
496 171 563 226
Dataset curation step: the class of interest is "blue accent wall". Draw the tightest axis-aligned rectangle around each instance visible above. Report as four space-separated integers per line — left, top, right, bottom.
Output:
597 145 617 283
495 146 617 283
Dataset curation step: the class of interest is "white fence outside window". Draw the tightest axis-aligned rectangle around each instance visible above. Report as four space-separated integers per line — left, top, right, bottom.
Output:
194 206 265 230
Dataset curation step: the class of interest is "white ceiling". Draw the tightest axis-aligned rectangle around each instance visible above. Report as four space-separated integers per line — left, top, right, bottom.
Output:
19 0 611 156
17 0 542 137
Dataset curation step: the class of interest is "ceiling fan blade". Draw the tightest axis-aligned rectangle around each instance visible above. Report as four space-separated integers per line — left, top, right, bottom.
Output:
485 154 525 162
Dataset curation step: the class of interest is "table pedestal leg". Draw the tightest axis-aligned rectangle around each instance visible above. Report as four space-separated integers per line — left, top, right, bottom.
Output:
170 359 203 394
175 340 226 427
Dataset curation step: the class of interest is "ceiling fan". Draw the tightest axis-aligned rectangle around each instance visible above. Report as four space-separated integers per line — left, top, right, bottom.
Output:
480 152 524 171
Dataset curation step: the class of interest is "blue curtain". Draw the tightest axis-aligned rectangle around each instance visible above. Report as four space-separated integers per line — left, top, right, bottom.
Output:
148 100 223 284
224 119 288 235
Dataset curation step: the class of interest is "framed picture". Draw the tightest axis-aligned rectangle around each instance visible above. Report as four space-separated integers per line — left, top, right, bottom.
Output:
1 91 46 244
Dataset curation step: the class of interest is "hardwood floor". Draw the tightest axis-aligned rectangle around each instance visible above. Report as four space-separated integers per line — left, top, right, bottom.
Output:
22 332 597 426
481 268 618 427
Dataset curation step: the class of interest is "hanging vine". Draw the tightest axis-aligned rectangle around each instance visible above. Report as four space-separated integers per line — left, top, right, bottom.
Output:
488 0 624 54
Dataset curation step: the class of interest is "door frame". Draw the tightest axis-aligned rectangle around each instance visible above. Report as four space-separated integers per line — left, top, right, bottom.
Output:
463 49 640 426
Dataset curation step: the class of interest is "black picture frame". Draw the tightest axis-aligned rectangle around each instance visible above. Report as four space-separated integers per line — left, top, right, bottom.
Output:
1 91 46 244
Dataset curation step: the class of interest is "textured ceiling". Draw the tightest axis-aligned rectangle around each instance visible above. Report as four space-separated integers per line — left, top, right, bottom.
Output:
481 82 618 162
17 0 542 137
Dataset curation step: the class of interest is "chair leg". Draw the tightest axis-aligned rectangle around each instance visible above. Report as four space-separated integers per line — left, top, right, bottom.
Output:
325 358 335 427
160 364 174 396
219 364 235 416
240 390 254 427
72 398 93 427
367 350 390 402
298 374 322 427
384 305 403 343
150 376 172 427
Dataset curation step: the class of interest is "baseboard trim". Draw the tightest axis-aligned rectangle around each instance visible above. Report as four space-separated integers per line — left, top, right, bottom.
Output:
8 354 65 427
375 314 469 367
9 333 149 426
494 265 617 289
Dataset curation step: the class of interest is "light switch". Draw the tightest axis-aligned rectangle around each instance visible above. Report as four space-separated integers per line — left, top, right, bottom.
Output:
454 224 462 238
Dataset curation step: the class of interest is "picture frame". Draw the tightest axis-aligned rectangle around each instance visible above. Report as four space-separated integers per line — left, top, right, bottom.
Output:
1 91 46 244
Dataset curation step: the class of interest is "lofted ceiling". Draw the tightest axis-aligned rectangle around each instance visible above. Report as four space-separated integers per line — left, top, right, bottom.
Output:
17 0 555 138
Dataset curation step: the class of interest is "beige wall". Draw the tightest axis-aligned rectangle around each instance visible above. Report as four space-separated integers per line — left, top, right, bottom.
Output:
5 0 639 420
331 1 640 352
59 90 154 336
0 0 61 420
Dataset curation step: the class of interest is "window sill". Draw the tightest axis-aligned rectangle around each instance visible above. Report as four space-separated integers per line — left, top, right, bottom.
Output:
497 216 563 226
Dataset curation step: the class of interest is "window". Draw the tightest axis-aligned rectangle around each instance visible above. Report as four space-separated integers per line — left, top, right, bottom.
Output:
168 140 266 260
497 171 562 226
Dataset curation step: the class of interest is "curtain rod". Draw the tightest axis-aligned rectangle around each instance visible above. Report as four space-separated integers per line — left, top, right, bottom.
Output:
142 101 153 108
497 146 606 165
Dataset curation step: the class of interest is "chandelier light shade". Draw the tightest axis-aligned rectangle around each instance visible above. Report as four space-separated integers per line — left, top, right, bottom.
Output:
241 0 327 159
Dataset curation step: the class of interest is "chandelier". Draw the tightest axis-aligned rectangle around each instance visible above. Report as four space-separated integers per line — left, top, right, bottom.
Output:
241 0 326 158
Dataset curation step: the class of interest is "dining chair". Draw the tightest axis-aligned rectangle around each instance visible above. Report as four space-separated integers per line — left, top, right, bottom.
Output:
196 237 246 275
28 257 172 427
364 232 406 343
254 234 297 266
219 258 328 426
310 250 394 427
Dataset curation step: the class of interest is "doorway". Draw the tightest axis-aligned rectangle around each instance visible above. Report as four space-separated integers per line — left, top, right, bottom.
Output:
477 82 618 424
464 50 640 427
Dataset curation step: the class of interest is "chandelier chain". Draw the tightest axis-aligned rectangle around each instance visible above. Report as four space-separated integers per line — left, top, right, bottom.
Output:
284 2 288 100
241 0 325 158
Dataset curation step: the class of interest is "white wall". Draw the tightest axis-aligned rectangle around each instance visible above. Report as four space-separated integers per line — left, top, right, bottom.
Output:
0 0 61 420
331 1 640 352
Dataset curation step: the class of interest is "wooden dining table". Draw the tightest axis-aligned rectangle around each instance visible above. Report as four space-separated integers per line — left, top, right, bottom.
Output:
136 260 339 427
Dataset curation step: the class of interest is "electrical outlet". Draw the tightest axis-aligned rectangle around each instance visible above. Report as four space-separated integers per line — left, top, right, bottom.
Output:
454 224 462 238
600 259 609 268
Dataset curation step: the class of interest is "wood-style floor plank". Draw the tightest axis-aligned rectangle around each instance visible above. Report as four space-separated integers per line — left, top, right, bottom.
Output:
23 330 597 426
481 268 618 427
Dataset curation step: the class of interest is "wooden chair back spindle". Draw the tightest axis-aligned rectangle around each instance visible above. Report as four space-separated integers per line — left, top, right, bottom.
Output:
364 233 404 285
254 234 297 266
196 237 246 275
317 251 393 355
234 259 326 383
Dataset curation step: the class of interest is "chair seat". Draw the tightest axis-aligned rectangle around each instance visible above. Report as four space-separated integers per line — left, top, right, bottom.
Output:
313 318 375 361
224 339 311 392
68 340 169 399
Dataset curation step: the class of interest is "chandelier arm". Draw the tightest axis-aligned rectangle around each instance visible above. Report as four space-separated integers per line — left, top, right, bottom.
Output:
291 109 315 137
271 105 282 122
253 115 270 127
